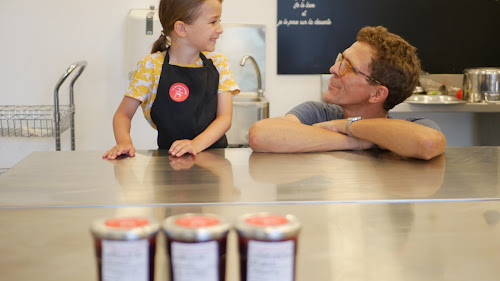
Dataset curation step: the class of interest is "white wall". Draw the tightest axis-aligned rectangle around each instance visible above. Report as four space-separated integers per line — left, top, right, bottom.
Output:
0 0 480 168
0 0 321 168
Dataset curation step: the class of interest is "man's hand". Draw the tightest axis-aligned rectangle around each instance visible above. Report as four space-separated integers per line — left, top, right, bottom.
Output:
313 120 376 150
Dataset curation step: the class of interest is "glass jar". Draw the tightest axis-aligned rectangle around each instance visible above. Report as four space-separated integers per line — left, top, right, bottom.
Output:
90 217 160 281
235 213 301 281
162 213 231 281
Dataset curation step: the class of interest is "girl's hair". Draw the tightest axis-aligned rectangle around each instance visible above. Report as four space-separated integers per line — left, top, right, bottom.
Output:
151 0 223 53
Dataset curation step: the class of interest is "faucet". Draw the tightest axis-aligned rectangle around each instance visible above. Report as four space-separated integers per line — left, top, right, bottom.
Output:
240 55 264 97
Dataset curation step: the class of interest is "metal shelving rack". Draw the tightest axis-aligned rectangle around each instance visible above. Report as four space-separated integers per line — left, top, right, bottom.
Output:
0 61 87 151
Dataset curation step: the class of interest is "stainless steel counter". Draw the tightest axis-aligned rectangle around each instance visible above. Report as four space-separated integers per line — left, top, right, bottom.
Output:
2 202 500 281
2 147 500 280
0 147 499 208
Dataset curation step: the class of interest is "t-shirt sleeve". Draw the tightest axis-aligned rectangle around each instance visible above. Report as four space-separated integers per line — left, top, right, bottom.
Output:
124 55 157 102
124 53 162 129
210 53 240 96
287 101 344 125
407 117 443 132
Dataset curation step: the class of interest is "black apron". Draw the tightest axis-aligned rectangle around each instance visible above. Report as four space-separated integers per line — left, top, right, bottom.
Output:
150 50 228 149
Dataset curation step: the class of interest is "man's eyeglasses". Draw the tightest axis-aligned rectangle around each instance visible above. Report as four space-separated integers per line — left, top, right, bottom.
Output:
335 53 382 85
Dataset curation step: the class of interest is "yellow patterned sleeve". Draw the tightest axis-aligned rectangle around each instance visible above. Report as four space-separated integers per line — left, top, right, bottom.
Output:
207 52 240 96
124 52 163 129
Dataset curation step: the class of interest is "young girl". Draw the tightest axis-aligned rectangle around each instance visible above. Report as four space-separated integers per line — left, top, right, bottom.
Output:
103 0 239 160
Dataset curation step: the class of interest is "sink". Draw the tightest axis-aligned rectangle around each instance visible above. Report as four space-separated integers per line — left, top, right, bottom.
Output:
405 94 466 104
227 92 269 146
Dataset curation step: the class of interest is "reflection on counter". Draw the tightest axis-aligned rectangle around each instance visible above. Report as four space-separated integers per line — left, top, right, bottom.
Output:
112 149 237 211
249 150 445 200
0 147 499 208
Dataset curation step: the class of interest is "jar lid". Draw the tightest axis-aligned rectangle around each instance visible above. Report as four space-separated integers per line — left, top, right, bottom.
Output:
90 217 160 240
235 213 301 241
162 213 231 242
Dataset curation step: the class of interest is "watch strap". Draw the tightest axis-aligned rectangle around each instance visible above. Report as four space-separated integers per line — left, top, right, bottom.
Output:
346 116 362 137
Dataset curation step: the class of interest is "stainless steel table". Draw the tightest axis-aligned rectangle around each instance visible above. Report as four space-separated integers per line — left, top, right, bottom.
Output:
1 147 500 280
2 201 500 281
0 147 499 208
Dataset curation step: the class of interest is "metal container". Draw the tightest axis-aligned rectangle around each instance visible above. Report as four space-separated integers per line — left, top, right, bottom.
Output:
462 68 500 103
226 92 269 146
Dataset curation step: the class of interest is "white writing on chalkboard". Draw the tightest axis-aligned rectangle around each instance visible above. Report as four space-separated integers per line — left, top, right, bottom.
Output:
277 18 332 27
277 0 332 27
293 1 316 9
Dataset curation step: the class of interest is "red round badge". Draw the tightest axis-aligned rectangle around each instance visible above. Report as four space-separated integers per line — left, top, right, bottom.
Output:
169 83 189 102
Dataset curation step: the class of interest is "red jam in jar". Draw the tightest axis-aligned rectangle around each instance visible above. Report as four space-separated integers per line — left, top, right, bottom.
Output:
235 213 302 281
161 213 231 281
90 217 160 281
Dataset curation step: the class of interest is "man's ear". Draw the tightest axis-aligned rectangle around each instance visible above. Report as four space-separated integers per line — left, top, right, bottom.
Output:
369 85 389 104
173 21 187 37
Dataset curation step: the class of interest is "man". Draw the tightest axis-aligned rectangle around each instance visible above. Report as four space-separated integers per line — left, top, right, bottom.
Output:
249 26 446 160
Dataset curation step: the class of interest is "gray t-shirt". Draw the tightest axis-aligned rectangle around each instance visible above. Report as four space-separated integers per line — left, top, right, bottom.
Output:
287 101 442 131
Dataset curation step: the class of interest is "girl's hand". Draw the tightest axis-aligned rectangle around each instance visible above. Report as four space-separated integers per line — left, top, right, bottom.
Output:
102 144 136 160
169 154 196 170
169 139 200 157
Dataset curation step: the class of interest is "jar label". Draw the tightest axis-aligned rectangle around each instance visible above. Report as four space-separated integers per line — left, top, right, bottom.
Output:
175 216 220 228
105 217 149 228
245 215 289 226
102 239 149 281
171 241 218 281
247 240 295 281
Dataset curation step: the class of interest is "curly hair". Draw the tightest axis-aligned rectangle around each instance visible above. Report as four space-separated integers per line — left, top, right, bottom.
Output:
357 26 421 111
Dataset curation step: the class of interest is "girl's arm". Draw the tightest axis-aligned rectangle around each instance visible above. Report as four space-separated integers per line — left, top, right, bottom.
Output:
169 91 233 157
103 96 141 159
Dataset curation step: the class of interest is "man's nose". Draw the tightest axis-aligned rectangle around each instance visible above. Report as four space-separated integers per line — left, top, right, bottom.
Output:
330 62 340 76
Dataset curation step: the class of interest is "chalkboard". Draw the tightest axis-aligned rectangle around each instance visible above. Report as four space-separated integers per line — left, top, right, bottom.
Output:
277 0 500 74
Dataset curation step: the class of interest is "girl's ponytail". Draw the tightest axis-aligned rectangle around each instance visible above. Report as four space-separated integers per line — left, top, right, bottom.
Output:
151 32 170 53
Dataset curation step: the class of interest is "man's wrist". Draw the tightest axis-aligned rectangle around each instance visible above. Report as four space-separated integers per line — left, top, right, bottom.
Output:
345 116 362 137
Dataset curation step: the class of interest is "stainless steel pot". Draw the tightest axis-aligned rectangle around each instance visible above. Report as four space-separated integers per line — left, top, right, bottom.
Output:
462 67 500 103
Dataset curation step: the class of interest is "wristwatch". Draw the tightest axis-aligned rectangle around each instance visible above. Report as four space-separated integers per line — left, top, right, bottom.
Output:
345 116 362 137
